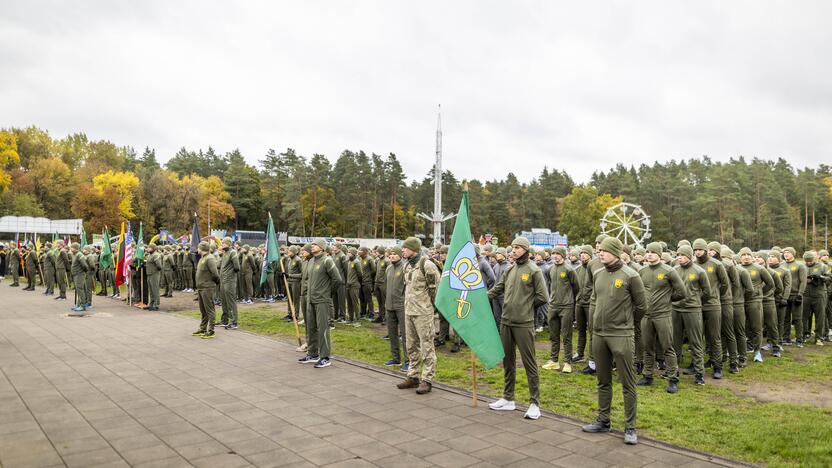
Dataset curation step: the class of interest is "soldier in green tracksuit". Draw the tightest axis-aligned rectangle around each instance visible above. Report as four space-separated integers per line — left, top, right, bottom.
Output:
739 247 773 362
542 246 580 373
330 243 348 320
638 242 686 393
673 245 710 385
162 246 175 297
219 238 240 328
768 251 791 348
707 241 736 373
803 251 828 345
241 245 256 303
285 246 303 311
145 244 163 310
782 247 806 346
298 244 312 351
24 246 38 291
83 246 96 306
373 246 388 323
578 236 608 374
487 236 548 420
54 240 69 299
70 243 89 312
358 247 376 320
384 246 407 367
192 242 220 339
581 237 645 445
7 246 20 286
757 252 782 357
43 242 56 295
692 239 728 379
722 246 752 371
182 250 194 292
345 248 362 323
821 250 832 340
299 238 342 368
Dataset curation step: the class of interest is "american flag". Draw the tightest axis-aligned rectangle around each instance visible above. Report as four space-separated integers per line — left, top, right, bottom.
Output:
123 222 133 285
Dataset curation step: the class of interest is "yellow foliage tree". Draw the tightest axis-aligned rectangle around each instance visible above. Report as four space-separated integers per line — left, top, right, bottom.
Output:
92 170 140 218
0 130 21 192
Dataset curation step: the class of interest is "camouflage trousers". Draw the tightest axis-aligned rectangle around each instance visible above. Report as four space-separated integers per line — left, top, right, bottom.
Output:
405 313 436 383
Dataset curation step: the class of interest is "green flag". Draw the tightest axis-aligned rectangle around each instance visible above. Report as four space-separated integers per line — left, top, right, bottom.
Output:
80 226 87 248
435 185 505 369
260 213 280 286
135 222 145 265
100 228 113 269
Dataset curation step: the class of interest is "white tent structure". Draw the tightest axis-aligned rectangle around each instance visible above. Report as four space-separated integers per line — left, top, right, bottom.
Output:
0 216 83 235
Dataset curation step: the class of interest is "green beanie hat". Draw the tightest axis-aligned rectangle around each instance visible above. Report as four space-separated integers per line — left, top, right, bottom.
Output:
692 238 708 250
599 237 623 258
313 238 327 250
738 247 753 256
495 247 507 257
646 242 663 255
402 237 421 252
289 245 299 254
677 245 694 259
803 251 816 261
721 246 734 258
511 236 530 251
707 241 722 252
302 243 312 254
677 239 690 247
388 246 403 256
819 249 829 257
661 252 672 263
595 234 608 244
784 247 796 256
439 245 449 254
580 245 594 256
553 246 567 257
634 247 646 256
198 241 209 253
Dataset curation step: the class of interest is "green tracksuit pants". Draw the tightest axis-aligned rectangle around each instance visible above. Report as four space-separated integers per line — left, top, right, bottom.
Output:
672 310 705 375
500 325 539 405
307 301 333 359
592 334 637 430
641 315 678 382
548 306 573 363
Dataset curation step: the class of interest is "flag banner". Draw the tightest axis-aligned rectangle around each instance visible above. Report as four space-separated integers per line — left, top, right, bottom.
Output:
434 186 505 369
260 214 280 286
136 222 145 266
123 222 134 285
100 229 113 269
115 223 126 286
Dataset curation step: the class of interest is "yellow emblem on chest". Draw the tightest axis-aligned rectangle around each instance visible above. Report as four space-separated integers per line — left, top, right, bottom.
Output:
395 272 400 277
688 273 697 280
559 271 566 279
791 266 796 271
776 271 782 276
751 270 757 277
614 279 623 289
707 266 714 273
521 273 529 282
316 265 321 270
657 273 665 280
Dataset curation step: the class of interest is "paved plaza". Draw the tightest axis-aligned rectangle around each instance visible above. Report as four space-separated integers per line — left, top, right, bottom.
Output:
0 285 742 467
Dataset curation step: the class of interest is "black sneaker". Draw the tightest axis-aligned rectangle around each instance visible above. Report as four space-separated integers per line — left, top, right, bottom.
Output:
713 368 723 380
581 420 611 433
681 366 696 375
729 363 738 374
772 350 782 358
666 381 679 394
314 358 331 368
635 362 644 375
636 377 653 386
695 373 705 385
624 429 638 445
657 360 666 371
299 355 319 364
200 331 215 339
581 365 596 375
227 324 238 330
450 343 460 353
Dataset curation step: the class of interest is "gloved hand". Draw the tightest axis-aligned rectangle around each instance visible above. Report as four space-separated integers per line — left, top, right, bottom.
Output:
794 295 803 305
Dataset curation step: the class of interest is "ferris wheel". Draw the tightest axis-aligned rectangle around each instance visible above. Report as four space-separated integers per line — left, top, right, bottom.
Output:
600 202 651 248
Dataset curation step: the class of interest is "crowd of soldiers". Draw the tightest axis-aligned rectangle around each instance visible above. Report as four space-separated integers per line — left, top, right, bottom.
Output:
3 232 830 445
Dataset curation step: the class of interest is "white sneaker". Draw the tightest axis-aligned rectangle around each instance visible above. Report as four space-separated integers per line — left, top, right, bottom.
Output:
296 343 308 353
488 398 516 411
541 360 560 370
524 403 541 420
534 326 544 333
562 362 572 373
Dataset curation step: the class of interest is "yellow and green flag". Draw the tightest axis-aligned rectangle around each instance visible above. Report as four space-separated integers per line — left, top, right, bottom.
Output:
435 185 504 368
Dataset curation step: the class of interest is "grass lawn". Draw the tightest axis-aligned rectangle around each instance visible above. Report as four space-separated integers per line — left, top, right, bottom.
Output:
179 306 832 468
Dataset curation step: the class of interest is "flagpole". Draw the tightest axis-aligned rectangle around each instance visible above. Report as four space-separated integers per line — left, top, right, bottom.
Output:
271 213 302 346
471 352 478 408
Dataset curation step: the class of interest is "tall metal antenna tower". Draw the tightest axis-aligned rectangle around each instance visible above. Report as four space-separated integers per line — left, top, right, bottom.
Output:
418 105 456 244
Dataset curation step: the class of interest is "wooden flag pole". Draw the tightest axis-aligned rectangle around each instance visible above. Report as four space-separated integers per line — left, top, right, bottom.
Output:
471 352 478 407
279 259 302 346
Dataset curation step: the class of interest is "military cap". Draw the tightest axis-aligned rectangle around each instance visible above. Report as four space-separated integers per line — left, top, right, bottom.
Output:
511 236 531 251
677 245 694 259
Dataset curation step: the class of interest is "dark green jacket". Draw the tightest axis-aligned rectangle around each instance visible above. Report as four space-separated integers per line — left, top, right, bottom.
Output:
360 256 375 286
764 266 781 304
195 255 220 289
146 251 163 277
672 262 710 313
384 259 406 311
639 263 687 318
696 255 729 311
742 262 773 302
347 257 362 286
307 253 342 304
286 256 303 282
375 257 388 285
575 260 591 306
785 260 807 298
220 249 240 282
71 251 88 276
547 262 579 308
488 259 548 327
805 261 828 298
589 261 646 337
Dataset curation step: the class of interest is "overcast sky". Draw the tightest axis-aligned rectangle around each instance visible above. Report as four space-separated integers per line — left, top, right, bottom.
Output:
2 1 831 183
